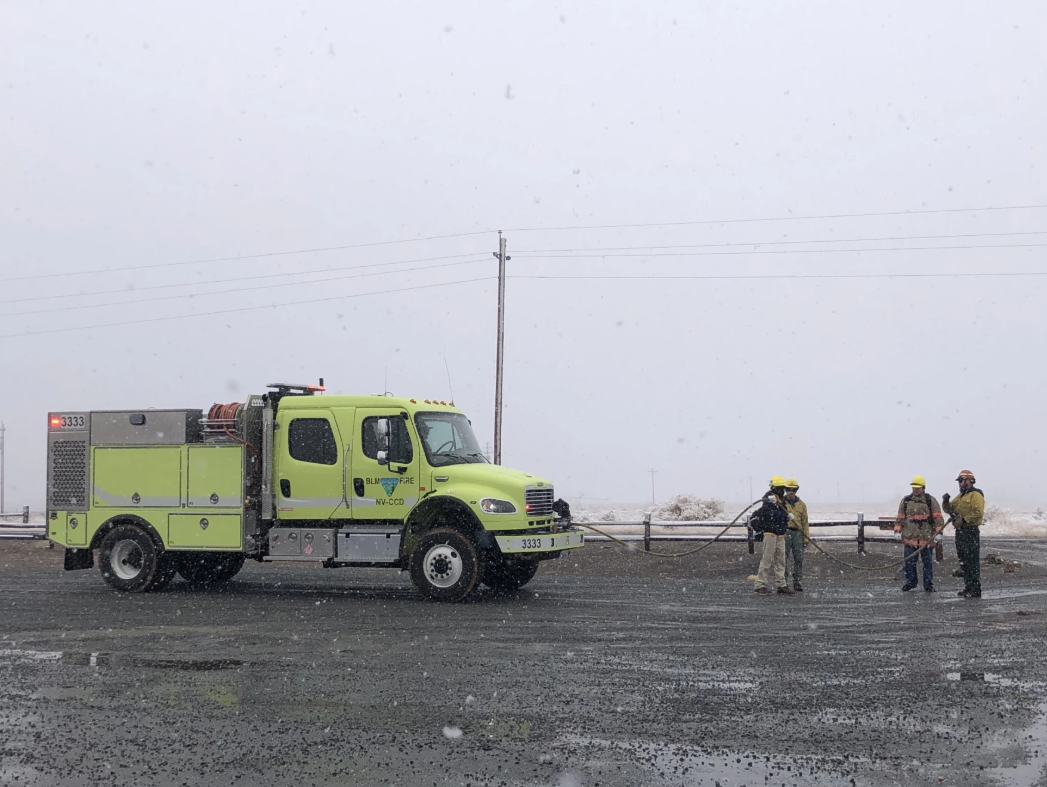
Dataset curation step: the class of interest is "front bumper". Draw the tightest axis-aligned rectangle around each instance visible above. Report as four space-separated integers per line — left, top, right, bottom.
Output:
495 528 584 554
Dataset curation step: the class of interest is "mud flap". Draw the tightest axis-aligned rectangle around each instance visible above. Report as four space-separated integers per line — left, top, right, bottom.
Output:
64 548 94 571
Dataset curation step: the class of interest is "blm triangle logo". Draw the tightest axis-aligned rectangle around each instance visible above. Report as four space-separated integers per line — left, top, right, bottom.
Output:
379 478 400 497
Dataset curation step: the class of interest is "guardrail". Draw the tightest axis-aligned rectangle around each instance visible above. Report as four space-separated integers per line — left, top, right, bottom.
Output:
578 512 933 559
0 506 30 524
0 506 46 540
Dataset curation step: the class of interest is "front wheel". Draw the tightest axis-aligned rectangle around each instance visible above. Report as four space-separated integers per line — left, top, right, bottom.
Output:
409 529 481 602
99 525 161 593
482 556 540 593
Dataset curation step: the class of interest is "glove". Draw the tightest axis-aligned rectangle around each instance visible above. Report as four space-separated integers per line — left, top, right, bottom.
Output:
804 538 810 546
788 513 795 521
942 492 951 504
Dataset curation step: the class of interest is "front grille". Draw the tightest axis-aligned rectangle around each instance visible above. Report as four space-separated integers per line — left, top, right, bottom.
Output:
50 440 88 510
524 487 554 517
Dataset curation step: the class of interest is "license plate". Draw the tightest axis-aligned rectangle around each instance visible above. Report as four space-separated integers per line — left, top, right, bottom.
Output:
497 531 585 552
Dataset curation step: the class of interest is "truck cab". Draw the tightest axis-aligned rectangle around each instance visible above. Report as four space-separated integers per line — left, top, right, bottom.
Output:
46 383 583 601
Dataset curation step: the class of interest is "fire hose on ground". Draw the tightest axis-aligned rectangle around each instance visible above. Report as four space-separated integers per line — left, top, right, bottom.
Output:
574 503 956 571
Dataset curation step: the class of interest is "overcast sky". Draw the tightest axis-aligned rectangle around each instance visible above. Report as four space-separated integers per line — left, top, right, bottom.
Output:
2 1 1045 512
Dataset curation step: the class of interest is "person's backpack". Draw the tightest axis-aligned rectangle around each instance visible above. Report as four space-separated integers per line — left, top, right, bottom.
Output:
750 496 788 535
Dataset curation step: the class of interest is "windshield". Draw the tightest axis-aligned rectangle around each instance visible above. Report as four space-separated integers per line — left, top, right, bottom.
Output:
414 412 488 467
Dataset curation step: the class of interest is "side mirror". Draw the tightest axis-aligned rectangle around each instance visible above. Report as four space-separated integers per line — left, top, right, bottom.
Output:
376 418 390 466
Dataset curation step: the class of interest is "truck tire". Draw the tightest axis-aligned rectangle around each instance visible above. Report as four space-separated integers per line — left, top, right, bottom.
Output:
409 528 481 602
177 552 245 585
482 556 540 593
98 525 160 593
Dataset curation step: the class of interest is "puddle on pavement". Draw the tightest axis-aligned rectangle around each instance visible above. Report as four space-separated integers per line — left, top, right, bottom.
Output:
944 671 1045 689
0 647 243 671
987 702 1047 786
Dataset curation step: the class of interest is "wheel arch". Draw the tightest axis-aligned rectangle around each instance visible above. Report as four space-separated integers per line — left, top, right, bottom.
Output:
89 514 166 552
403 496 487 557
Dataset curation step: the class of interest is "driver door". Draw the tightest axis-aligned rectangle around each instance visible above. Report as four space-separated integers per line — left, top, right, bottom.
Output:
350 409 419 522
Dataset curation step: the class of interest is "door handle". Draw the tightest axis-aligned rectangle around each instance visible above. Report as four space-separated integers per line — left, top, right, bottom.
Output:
353 478 365 497
280 479 291 497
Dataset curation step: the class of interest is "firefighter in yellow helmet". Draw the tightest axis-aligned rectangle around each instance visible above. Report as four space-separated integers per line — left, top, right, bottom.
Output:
894 475 944 592
783 478 809 591
942 470 985 598
753 476 794 595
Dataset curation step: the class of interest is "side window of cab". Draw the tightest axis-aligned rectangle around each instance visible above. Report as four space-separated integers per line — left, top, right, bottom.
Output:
288 418 338 465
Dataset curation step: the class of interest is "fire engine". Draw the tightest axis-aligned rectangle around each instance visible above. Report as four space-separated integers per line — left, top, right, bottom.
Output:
46 382 582 601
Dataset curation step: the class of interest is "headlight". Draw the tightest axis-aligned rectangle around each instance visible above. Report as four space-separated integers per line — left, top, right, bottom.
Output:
480 498 517 514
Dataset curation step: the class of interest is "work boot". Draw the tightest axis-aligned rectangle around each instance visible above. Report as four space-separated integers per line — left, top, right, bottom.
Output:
924 586 935 593
901 584 916 592
754 587 773 595
952 569 965 578
959 589 982 598
777 587 796 595
793 582 804 592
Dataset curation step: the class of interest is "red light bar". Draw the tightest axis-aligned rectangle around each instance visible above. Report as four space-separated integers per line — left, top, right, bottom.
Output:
307 384 326 392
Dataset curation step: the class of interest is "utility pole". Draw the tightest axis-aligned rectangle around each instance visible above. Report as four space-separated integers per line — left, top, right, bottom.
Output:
492 232 509 465
0 421 5 514
649 469 657 505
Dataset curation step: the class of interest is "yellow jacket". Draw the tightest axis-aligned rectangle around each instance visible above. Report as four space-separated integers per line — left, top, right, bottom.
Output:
785 497 809 542
943 487 985 528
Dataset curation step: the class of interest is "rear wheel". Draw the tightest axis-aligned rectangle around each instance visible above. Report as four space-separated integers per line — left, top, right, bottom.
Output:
98 525 160 593
176 552 245 585
482 556 540 593
409 528 480 602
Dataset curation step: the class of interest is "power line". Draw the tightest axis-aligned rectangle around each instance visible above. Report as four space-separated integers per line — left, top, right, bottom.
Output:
503 202 1047 233
512 242 1047 260
0 229 496 284
0 251 490 306
1 257 491 318
514 229 1047 254
0 276 496 339
510 271 1047 282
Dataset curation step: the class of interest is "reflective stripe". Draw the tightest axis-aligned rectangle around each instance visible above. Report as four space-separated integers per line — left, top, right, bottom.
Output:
282 497 345 508
92 486 180 507
353 495 417 509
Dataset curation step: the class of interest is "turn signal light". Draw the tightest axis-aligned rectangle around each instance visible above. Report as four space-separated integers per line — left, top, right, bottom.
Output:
50 417 61 427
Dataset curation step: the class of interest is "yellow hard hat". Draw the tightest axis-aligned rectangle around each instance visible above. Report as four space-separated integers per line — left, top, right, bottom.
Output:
784 478 799 489
769 475 787 488
910 475 927 488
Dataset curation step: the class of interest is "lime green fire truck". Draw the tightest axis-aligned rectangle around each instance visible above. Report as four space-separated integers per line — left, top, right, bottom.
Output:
46 382 582 601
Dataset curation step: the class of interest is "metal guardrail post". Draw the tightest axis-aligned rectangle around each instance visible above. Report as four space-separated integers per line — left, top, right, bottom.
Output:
857 512 865 554
22 505 29 524
747 516 754 554
643 513 651 553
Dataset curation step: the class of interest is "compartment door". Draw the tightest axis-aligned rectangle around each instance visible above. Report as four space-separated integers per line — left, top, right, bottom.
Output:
92 447 182 508
188 446 243 508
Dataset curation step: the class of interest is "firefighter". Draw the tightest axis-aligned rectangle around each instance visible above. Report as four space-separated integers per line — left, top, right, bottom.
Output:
783 478 809 592
753 476 795 596
894 475 944 592
942 470 985 598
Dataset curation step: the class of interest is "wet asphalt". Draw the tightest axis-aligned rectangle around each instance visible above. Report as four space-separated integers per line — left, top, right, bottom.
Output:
2 539 1047 787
